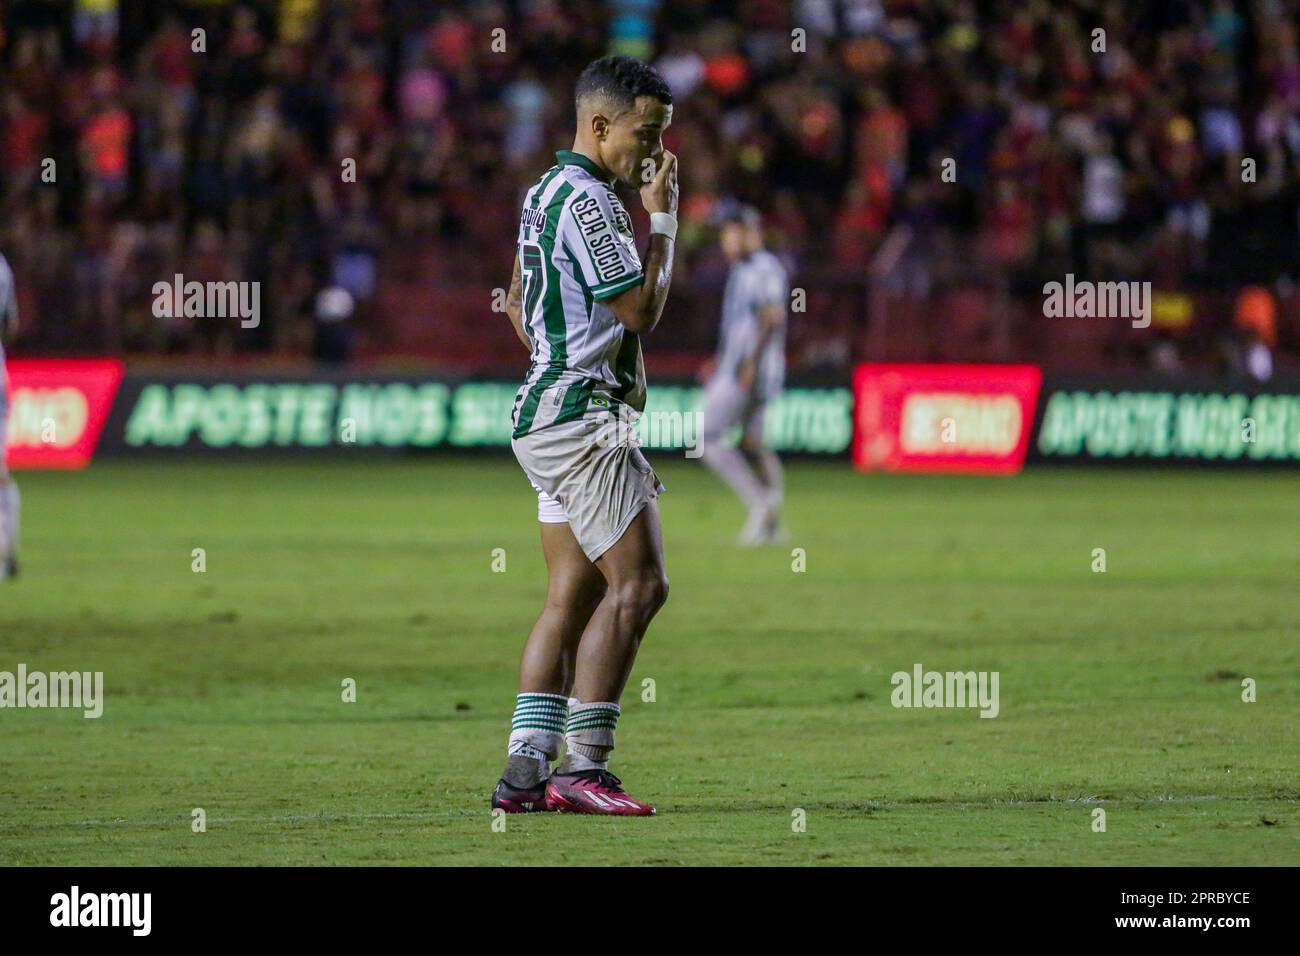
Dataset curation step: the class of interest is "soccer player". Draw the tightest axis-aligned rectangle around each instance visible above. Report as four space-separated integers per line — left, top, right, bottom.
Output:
490 56 677 815
701 205 789 544
0 251 20 580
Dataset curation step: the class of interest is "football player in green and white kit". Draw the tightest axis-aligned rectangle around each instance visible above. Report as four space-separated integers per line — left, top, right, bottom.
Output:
491 56 678 816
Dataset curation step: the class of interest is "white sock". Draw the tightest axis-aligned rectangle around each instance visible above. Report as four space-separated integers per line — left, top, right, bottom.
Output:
563 750 606 772
563 700 620 771
506 692 568 765
754 448 783 508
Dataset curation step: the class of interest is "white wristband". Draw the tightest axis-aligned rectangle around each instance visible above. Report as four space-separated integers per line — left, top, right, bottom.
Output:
649 212 678 240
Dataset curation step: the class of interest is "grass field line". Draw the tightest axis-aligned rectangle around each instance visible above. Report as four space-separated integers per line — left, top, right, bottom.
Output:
1 792 1293 833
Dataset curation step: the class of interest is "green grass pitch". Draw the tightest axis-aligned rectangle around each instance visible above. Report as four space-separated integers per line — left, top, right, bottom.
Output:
0 457 1295 865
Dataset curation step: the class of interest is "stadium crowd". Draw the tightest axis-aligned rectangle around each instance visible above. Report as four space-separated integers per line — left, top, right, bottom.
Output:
2 0 1298 375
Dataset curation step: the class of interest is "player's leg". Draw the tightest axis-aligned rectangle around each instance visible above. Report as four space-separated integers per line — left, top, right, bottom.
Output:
701 377 771 540
570 500 667 703
0 390 18 580
0 466 16 580
510 417 665 813
739 403 784 543
546 501 666 815
493 498 605 813
517 520 606 696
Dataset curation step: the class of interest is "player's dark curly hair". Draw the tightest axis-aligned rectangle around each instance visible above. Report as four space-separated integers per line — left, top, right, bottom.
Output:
575 55 673 111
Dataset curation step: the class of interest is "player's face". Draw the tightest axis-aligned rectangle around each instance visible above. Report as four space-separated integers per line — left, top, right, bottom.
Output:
603 96 673 188
720 222 761 260
720 223 747 260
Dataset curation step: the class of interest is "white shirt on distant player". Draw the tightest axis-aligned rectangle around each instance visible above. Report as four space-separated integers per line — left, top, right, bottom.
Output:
715 249 787 401
0 253 16 381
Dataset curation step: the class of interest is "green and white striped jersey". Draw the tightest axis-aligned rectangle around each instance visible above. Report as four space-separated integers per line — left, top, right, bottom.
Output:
511 150 647 439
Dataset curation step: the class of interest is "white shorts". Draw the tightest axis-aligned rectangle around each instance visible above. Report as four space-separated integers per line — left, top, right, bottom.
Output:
513 411 664 562
702 376 769 443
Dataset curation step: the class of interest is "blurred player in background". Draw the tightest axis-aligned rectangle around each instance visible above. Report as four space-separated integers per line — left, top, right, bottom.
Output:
492 56 677 816
702 205 789 545
0 251 20 580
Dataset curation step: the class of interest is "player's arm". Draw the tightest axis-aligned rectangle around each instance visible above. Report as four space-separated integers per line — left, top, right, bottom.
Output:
606 152 678 336
606 234 673 336
504 254 529 349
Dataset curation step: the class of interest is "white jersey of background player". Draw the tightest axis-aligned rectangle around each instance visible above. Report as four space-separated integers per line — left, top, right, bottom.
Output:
701 205 788 545
0 252 20 579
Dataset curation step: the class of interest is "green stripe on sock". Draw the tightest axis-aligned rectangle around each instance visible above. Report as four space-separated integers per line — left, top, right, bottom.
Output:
566 720 618 733
566 712 619 729
512 693 568 734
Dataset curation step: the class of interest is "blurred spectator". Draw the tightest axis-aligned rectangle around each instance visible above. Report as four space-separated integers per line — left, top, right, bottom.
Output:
313 285 355 365
1223 285 1277 382
0 0 1298 376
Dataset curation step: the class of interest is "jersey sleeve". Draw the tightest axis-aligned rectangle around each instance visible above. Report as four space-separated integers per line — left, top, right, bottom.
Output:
562 188 643 300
